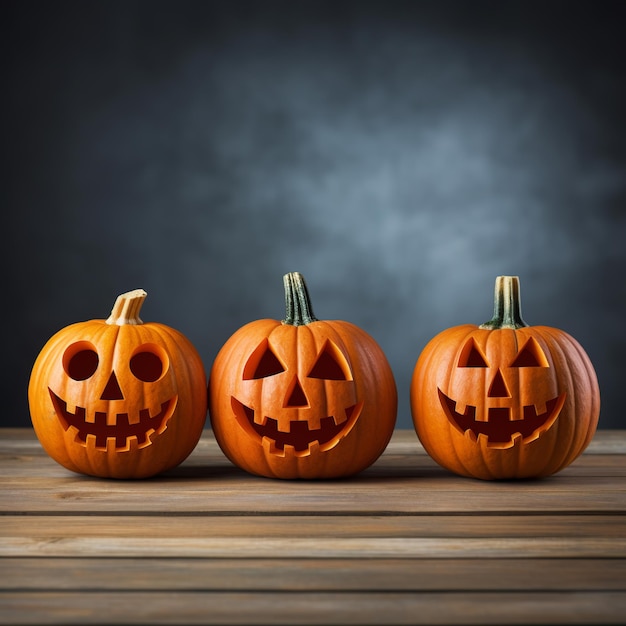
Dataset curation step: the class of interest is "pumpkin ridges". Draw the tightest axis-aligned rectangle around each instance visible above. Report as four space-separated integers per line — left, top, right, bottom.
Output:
528 326 575 477
96 322 123 473
495 329 530 478
413 325 480 477
29 291 207 479
271 323 309 478
89 322 122 477
461 330 491 479
508 329 533 479
546 325 595 475
209 319 283 477
303 323 330 477
209 274 397 480
123 323 166 477
146 321 207 472
472 330 506 480
561 328 601 453
538 326 599 473
328 320 397 471
411 276 600 480
87 322 135 478
257 322 287 478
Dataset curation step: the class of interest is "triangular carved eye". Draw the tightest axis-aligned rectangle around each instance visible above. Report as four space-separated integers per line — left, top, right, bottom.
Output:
458 339 488 368
511 337 549 368
243 339 285 379
308 341 352 381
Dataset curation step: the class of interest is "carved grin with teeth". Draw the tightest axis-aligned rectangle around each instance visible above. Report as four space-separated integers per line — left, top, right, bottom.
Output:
231 397 363 456
438 389 565 448
49 389 177 450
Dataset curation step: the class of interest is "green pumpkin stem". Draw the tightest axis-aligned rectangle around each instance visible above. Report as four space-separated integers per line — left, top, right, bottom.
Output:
106 289 147 326
479 276 528 330
282 272 318 326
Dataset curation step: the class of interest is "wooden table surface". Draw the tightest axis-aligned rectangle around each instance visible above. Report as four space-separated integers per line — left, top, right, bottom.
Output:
1 427 625 625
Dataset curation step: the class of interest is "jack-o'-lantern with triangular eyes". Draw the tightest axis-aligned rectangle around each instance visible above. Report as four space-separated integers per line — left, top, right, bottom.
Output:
411 276 600 480
208 272 397 479
28 289 207 479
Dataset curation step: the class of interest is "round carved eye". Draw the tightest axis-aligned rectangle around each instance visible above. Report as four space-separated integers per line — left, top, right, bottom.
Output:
63 342 99 380
130 348 164 382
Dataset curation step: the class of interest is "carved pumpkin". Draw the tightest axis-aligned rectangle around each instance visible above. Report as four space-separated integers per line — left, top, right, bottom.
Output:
28 289 207 479
208 272 397 479
410 276 600 480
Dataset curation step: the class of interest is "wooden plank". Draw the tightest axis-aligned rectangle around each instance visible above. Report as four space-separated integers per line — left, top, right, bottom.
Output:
2 473 625 514
2 513 624 557
3 557 625 592
2 534 625 558
2 590 625 625
2 514 624 539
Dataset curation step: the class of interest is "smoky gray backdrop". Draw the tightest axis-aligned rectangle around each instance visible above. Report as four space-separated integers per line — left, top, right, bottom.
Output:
4 0 625 429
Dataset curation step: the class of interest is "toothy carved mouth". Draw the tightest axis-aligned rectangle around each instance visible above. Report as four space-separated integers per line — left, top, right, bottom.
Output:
438 389 565 449
231 397 363 457
49 389 177 450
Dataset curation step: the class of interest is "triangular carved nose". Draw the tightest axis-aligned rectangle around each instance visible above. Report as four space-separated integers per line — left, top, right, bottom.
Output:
488 369 510 398
285 378 308 407
100 372 124 400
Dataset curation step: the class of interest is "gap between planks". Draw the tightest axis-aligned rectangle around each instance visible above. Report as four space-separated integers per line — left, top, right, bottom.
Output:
3 479 624 514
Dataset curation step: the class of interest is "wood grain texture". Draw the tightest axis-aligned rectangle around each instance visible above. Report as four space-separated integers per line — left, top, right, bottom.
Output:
1 428 625 625
4 557 626 591
2 591 626 625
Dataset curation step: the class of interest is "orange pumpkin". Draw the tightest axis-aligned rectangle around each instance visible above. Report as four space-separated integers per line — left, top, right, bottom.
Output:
411 276 600 480
208 272 397 479
28 289 207 479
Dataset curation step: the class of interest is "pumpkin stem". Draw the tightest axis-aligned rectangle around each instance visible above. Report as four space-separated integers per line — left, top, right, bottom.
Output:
479 276 528 330
105 289 147 326
282 272 318 326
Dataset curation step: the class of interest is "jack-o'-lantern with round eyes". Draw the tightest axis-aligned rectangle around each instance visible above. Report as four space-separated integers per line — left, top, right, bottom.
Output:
28 289 207 479
208 272 397 479
411 276 600 480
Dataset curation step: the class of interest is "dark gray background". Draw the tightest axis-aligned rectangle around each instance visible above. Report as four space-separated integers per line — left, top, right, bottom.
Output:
5 0 625 429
